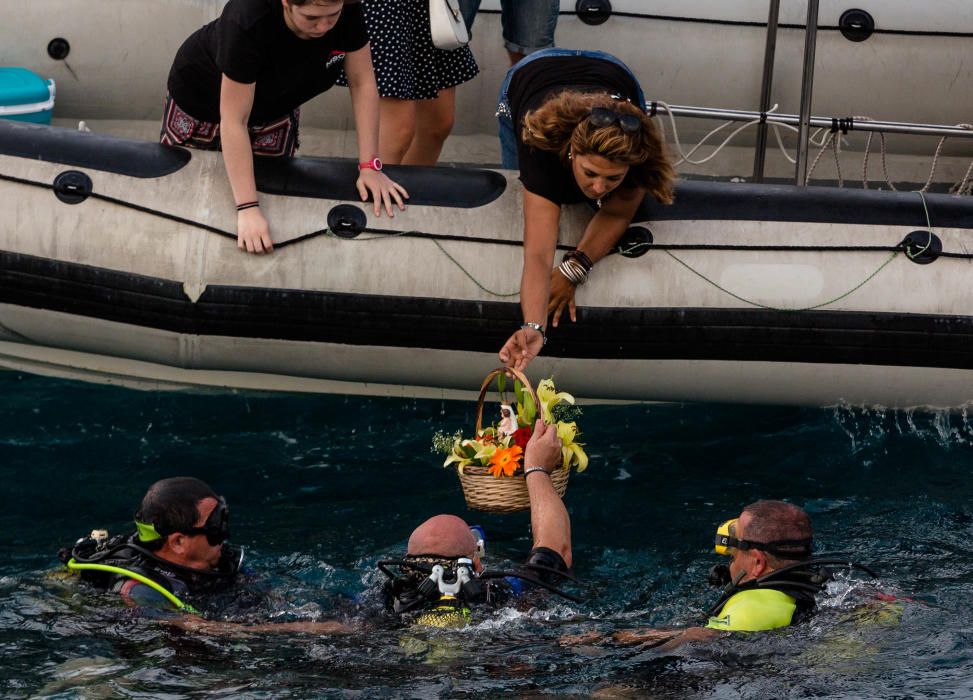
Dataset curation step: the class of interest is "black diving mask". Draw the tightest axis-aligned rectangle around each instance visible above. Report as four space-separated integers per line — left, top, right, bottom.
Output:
137 496 231 547
182 496 231 546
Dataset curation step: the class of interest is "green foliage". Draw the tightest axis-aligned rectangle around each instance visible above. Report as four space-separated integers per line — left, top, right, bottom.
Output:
513 380 537 426
431 429 463 455
552 402 583 424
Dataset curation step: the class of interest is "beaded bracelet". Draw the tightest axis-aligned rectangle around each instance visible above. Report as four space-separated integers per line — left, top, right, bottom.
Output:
523 466 550 478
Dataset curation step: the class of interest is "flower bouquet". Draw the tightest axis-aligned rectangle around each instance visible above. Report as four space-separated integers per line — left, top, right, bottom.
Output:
432 367 588 513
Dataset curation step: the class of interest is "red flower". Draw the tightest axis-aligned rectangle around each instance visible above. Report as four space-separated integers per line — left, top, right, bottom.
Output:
512 426 532 450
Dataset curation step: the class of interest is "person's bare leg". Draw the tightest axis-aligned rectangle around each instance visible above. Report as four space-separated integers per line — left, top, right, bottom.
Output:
401 88 456 166
379 97 417 165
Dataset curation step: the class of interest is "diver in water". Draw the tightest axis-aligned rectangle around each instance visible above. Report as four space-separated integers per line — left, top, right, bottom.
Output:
60 476 349 636
60 477 242 613
380 419 578 627
564 499 876 649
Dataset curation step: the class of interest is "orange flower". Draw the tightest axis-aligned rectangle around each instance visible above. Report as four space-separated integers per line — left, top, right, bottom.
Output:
488 445 523 478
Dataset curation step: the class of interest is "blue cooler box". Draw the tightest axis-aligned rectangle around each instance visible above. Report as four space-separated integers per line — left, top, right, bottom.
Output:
0 67 55 124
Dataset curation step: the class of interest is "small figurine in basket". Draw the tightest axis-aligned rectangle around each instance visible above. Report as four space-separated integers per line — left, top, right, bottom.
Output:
432 369 589 513
498 404 519 438
383 418 578 628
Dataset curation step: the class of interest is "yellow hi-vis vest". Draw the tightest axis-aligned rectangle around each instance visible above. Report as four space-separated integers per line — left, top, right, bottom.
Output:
705 588 797 632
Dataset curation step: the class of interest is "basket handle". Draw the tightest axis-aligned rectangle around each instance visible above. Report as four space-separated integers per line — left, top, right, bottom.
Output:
475 367 539 434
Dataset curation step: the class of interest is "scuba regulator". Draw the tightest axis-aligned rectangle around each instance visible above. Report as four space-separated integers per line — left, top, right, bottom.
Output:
380 557 485 619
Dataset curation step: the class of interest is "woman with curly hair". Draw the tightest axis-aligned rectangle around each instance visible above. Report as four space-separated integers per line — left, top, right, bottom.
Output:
496 49 675 371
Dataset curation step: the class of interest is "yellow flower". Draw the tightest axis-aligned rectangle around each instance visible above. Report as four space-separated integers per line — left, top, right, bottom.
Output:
488 445 523 478
556 421 589 472
536 378 576 424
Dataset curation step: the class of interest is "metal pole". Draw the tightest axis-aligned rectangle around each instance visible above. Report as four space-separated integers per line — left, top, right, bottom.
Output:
650 105 973 138
795 0 820 186
752 0 780 183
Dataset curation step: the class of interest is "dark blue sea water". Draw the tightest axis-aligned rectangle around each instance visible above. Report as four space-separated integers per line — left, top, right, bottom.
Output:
1 370 972 698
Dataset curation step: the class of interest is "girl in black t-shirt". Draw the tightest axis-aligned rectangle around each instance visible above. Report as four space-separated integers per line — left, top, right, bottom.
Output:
495 50 675 371
163 0 408 254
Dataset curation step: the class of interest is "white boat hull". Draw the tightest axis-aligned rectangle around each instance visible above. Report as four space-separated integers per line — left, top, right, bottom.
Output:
2 120 973 407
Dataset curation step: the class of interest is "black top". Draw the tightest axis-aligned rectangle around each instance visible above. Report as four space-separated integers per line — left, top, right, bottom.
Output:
507 56 642 205
167 0 368 124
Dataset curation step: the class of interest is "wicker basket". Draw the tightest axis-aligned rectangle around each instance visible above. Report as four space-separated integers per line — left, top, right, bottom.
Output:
456 367 570 513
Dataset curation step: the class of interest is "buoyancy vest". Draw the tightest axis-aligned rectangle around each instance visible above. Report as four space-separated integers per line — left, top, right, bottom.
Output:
59 531 241 611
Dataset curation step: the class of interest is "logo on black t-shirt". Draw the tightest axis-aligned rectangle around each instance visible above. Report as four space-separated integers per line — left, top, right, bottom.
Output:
326 51 346 70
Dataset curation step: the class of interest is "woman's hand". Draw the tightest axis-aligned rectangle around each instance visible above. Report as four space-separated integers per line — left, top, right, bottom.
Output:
548 268 577 327
237 207 274 254
356 169 409 217
498 327 545 371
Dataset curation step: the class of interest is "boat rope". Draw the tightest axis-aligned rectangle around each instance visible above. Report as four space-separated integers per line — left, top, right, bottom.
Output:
7 170 972 256
806 129 843 187
427 239 519 296
0 171 522 296
651 101 973 193
661 248 900 311
652 191 933 310
3 173 972 315
952 148 973 196
321 225 519 296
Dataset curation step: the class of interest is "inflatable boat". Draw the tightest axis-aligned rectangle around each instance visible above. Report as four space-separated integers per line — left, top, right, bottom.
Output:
3 0 972 150
2 119 973 407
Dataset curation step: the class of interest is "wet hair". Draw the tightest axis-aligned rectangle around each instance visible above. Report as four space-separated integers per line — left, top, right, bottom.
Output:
136 477 217 539
521 90 675 205
742 500 813 567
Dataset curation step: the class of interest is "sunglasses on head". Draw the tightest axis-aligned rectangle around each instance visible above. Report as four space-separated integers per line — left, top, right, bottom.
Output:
182 496 231 546
588 107 642 134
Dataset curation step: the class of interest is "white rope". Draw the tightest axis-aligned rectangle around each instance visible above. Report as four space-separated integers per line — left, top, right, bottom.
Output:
653 105 973 195
952 158 973 195
655 102 827 167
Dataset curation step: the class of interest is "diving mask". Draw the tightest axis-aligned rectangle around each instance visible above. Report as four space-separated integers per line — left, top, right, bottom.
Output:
182 496 231 545
714 518 739 555
713 516 813 559
136 495 231 547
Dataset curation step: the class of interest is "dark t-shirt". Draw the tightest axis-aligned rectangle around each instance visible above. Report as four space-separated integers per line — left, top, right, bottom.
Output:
167 0 368 124
507 56 642 205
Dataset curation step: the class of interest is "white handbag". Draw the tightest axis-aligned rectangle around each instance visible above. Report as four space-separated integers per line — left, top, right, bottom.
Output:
429 0 470 50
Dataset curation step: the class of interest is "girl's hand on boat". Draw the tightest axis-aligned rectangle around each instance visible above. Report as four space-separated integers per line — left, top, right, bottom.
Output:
548 269 577 327
237 207 274 254
356 170 409 217
498 328 543 371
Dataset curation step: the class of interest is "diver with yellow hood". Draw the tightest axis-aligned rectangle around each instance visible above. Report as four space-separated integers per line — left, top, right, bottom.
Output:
564 500 876 648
